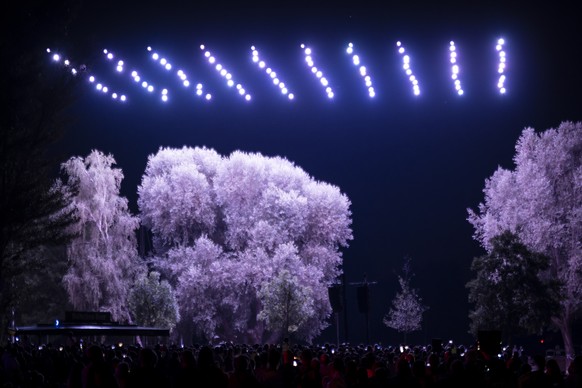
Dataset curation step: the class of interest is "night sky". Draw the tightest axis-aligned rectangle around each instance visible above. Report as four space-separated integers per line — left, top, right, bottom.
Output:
49 1 581 345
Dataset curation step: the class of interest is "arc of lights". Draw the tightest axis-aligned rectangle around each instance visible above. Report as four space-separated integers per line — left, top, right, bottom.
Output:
301 43 335 99
47 48 128 102
146 46 212 101
396 41 421 96
496 38 507 94
250 46 295 100
346 43 375 98
449 41 464 96
200 44 251 101
103 48 169 102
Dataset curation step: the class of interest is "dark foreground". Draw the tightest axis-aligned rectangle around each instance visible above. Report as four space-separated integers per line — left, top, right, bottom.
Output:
1 340 581 387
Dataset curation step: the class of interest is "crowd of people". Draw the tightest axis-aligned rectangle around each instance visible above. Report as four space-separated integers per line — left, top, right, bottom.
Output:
1 337 581 387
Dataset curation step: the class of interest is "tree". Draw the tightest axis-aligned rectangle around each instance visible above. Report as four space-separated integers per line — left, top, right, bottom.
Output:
61 150 145 322
383 258 427 343
128 271 179 330
257 269 315 342
138 146 353 343
0 0 81 333
466 231 561 340
468 121 582 359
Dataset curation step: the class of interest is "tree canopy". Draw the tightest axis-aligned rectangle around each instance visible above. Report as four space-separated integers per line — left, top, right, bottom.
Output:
468 121 582 358
138 146 353 343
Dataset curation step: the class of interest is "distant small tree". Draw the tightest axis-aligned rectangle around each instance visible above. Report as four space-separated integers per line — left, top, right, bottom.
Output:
257 268 315 342
128 271 179 330
466 231 561 340
383 258 428 343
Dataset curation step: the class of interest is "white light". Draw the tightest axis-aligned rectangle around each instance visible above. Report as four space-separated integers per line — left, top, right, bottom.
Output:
120 95 126 101
165 63 172 70
498 38 505 45
346 47 353 54
112 93 118 99
162 95 168 102
252 55 259 62
281 87 288 94
327 92 334 98
316 71 322 78
102 86 108 93
52 54 60 61
220 69 227 76
64 59 70 66
259 61 265 68
162 88 168 95
500 87 506 93
209 57 215 64
266 68 272 74
183 80 190 87
147 85 154 92
353 55 360 65
96 83 103 90
107 53 113 60
200 44 205 50
205 93 212 100
131 71 138 77
134 75 140 82
398 47 405 54
147 46 152 51
142 81 148 88
216 64 223 71
89 76 95 82
196 83 203 89
305 48 311 55
245 94 251 101
359 66 366 76
227 79 234 87
116 66 123 72
71 68 77 75
204 51 210 57
239 88 245 95
288 93 294 100
196 89 203 96
225 73 232 80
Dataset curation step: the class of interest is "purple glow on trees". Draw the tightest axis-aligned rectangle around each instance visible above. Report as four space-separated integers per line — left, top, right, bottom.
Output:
468 121 582 361
138 146 353 342
61 150 145 323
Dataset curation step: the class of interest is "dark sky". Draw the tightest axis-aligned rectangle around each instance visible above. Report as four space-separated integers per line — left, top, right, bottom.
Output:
51 1 581 345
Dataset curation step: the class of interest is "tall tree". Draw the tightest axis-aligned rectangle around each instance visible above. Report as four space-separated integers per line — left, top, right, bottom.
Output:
61 150 144 322
0 0 81 331
468 121 582 359
138 146 353 343
466 231 561 340
383 258 427 343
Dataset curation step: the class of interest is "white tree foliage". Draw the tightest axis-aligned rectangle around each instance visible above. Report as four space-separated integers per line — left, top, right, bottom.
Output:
468 121 582 359
61 150 143 322
383 274 427 340
138 146 352 342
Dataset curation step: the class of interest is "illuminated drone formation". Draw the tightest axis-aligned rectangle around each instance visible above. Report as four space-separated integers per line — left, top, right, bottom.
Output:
346 43 375 98
47 48 128 102
496 38 507 94
48 38 509 105
449 41 464 96
103 48 167 101
301 43 335 99
251 46 295 100
396 41 421 96
200 44 251 101
147 46 211 101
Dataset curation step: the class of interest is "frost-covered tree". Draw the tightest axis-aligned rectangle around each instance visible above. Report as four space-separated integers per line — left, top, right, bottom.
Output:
62 150 144 322
383 259 427 343
468 121 582 359
128 271 179 330
138 146 352 343
466 231 561 339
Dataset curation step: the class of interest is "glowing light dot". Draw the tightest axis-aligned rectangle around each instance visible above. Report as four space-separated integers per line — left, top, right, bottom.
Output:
112 93 118 99
200 44 205 50
305 48 311 55
209 57 215 64
96 83 103 90
183 80 190 87
120 95 126 101
116 66 123 72
162 89 168 95
227 79 234 87
52 54 60 61
205 93 212 100
259 61 265 68
89 76 95 82
162 95 168 102
204 51 210 57
142 81 148 88
245 94 251 101
196 83 203 90
288 93 294 100
107 53 113 60
196 89 203 96
147 85 154 92
220 69 227 76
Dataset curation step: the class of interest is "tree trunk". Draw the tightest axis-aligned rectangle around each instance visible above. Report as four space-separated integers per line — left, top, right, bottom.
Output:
553 315 574 371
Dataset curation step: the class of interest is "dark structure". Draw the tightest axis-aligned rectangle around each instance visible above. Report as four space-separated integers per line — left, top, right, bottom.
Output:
8 311 170 339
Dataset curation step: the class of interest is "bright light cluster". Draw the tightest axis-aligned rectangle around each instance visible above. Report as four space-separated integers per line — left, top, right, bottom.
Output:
147 46 211 100
496 38 507 94
200 44 251 101
103 48 167 101
47 48 127 102
449 41 464 96
251 46 295 100
346 43 375 98
396 41 421 96
301 44 334 99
